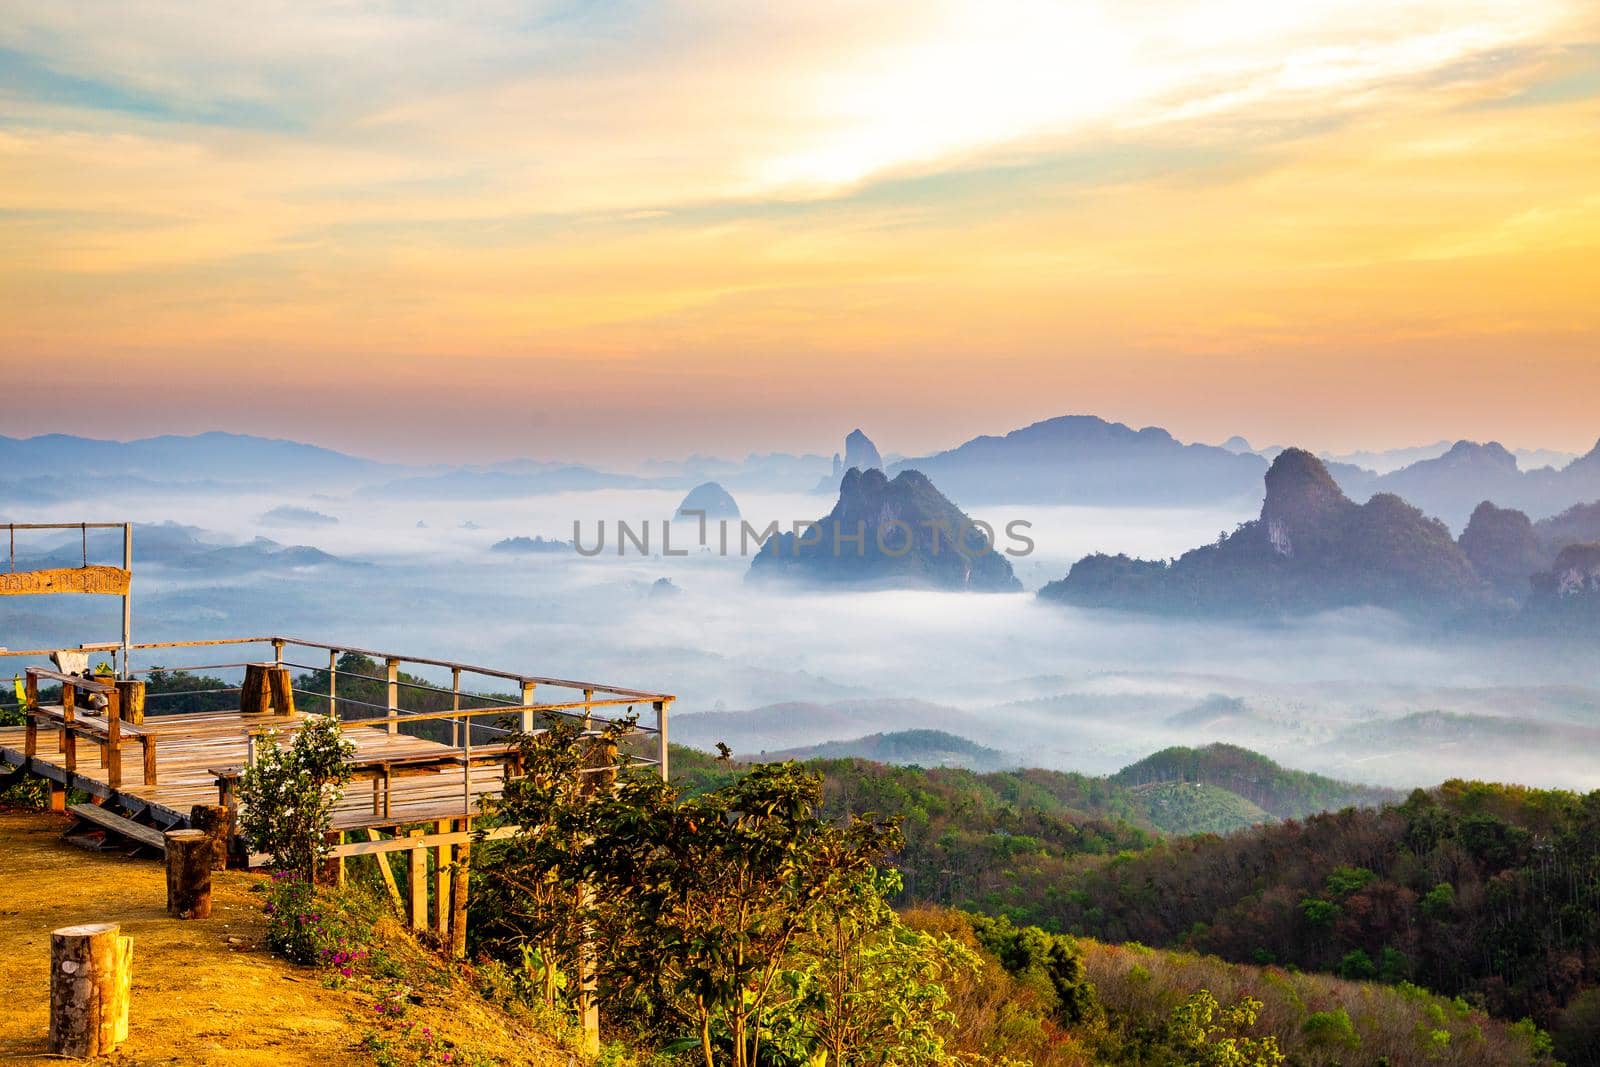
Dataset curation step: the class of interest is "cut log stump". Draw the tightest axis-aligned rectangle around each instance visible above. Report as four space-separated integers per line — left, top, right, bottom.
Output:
240 663 295 716
49 922 132 1058
165 829 213 919
189 804 232 871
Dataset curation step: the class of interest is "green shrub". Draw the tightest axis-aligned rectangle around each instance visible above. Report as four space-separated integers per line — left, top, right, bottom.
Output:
1303 1007 1360 1049
238 713 354 880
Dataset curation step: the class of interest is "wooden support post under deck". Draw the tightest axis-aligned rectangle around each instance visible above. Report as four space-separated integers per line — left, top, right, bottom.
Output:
386 658 400 735
450 822 470 959
61 685 76 774
432 819 452 937
407 829 427 930
520 680 536 734
576 881 600 1056
104 684 122 787
23 672 38 759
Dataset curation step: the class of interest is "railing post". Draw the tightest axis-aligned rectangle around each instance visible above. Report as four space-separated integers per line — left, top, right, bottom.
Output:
271 639 284 666
462 711 473 816
451 667 462 748
386 658 400 735
327 648 338 717
120 523 132 680
520 680 536 734
655 699 670 782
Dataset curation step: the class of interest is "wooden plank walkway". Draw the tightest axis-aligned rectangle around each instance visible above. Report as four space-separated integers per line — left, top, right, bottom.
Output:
0 709 506 832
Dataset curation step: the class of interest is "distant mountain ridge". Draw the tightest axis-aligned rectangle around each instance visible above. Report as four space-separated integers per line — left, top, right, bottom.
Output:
1040 448 1486 617
1331 437 1600 528
890 414 1266 506
0 431 394 487
762 729 1017 772
18 521 354 574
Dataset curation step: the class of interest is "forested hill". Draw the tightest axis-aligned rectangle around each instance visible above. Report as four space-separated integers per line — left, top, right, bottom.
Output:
1111 742 1402 818
671 740 1395 910
1031 781 1600 1031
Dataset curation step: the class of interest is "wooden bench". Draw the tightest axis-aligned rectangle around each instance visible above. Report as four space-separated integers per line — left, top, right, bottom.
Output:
22 668 157 788
211 742 528 821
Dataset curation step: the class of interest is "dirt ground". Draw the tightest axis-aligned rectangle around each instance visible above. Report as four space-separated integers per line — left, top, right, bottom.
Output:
0 809 375 1064
0 809 570 1066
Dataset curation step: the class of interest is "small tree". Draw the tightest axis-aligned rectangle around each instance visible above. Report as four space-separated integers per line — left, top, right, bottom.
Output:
780 867 977 1067
238 713 354 882
1167 991 1285 1067
479 719 902 1067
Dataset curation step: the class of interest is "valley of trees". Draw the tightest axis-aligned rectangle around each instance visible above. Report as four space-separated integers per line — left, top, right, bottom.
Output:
31 663 1600 1062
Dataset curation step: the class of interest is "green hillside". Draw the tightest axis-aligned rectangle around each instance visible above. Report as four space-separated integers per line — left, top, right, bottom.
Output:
1124 780 1273 835
1112 742 1402 819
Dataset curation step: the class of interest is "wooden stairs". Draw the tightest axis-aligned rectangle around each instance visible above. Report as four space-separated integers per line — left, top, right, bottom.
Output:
62 801 174 856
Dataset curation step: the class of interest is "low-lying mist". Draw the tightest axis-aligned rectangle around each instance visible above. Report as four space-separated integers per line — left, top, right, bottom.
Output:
7 485 1600 792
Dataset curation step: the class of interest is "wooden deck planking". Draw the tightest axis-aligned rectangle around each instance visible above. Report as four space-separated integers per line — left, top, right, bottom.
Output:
0 708 508 830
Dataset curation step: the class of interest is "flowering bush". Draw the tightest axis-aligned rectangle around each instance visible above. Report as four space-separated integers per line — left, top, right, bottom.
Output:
262 870 371 969
238 712 354 881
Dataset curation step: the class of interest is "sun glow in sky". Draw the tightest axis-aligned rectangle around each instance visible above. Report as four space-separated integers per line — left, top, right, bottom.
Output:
2 1 1598 462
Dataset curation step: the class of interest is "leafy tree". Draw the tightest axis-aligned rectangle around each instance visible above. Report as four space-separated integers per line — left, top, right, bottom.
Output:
1167 990 1285 1066
965 913 1097 1025
237 713 354 882
1302 1007 1360 1050
1419 882 1456 920
768 869 977 1067
1325 866 1377 898
480 717 902 1067
1337 949 1377 980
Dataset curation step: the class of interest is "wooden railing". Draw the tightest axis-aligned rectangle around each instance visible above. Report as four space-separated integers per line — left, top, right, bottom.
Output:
4 636 674 809
21 667 156 788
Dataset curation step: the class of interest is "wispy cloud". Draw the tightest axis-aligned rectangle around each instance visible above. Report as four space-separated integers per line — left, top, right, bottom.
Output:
0 1 1597 459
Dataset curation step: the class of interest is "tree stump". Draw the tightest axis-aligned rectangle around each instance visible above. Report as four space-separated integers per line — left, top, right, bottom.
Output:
240 663 294 716
189 804 232 871
116 679 146 725
49 922 132 1058
267 666 295 717
165 830 213 919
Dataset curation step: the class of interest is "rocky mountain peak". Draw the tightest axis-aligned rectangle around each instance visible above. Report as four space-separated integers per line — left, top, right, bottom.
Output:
1261 448 1351 532
844 429 883 471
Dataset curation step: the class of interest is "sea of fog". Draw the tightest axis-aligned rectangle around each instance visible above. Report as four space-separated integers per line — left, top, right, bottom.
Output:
8 486 1600 792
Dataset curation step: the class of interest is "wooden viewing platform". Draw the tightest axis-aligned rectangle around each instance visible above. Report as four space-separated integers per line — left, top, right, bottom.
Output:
1 526 669 1050
0 633 674 941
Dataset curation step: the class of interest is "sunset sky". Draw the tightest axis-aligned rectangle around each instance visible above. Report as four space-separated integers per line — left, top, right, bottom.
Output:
2 2 1598 463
